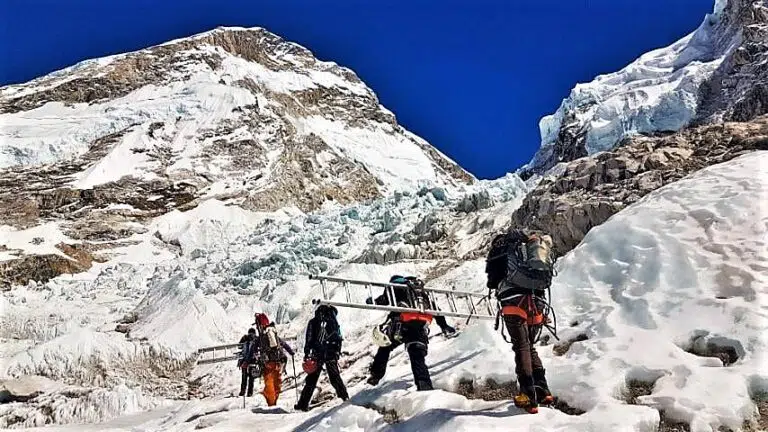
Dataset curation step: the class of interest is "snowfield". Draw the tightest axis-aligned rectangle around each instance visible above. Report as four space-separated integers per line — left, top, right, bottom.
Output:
2 151 766 431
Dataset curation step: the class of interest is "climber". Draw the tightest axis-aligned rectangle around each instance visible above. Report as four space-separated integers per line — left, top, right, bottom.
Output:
294 305 349 411
253 312 295 406
237 327 259 397
365 275 457 391
485 229 556 414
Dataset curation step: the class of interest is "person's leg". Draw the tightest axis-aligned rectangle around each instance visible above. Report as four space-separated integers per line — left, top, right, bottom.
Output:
406 342 433 391
504 315 538 411
262 362 281 406
239 368 248 396
246 368 255 397
325 359 349 400
295 368 321 410
368 343 398 385
527 324 552 404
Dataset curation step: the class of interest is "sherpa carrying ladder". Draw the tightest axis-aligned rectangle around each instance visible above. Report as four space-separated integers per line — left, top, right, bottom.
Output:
310 274 559 341
309 274 498 321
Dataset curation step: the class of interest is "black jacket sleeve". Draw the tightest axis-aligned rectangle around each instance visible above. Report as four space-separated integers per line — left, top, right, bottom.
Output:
374 293 389 305
304 318 317 357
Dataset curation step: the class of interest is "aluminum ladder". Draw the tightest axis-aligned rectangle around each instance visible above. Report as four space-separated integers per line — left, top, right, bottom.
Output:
309 274 497 321
195 343 243 365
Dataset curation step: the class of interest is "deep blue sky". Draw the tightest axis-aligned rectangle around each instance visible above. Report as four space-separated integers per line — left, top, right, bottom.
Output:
2 0 713 178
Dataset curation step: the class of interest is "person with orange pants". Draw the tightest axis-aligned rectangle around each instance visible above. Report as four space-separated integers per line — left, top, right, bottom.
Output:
253 313 294 406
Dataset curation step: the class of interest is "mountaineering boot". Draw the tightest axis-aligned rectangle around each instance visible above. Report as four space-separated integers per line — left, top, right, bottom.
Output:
533 368 554 405
293 404 309 412
514 375 539 414
416 380 434 391
366 376 381 386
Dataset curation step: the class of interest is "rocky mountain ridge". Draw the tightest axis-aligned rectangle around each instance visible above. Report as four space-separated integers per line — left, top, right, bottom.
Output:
0 27 473 289
524 0 768 176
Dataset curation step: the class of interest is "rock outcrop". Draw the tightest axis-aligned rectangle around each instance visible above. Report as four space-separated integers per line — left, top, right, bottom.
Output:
512 116 768 255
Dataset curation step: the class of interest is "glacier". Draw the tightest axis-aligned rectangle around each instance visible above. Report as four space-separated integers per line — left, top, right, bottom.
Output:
526 0 742 173
2 151 766 431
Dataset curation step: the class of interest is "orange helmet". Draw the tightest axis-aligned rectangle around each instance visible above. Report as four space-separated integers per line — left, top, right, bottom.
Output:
254 313 270 327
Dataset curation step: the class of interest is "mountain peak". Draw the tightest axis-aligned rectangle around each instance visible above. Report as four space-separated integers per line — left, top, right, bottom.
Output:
522 0 767 176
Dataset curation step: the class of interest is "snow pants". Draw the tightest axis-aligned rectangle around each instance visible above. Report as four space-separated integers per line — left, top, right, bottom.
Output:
240 365 255 396
262 361 283 406
501 294 546 378
296 358 348 409
370 321 433 391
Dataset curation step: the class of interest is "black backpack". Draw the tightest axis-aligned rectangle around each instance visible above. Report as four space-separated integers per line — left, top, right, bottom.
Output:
488 230 555 294
319 308 343 353
389 276 431 310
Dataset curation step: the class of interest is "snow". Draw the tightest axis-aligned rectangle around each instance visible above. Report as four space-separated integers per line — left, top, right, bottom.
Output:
1 29 465 196
3 152 766 431
0 223 72 262
295 116 453 193
528 1 736 170
149 199 298 255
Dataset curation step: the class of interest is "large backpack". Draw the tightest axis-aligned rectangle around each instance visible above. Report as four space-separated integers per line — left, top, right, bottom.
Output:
389 276 433 323
492 230 555 294
315 306 342 355
257 323 287 363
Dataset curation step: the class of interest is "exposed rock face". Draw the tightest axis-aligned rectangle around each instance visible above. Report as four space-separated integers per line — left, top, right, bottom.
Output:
524 0 768 176
512 116 768 255
0 26 473 287
0 244 99 290
695 0 768 124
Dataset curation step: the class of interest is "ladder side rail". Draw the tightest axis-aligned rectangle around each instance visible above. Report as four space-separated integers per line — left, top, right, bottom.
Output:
314 299 496 320
197 343 241 354
311 275 487 300
310 275 410 290
197 355 240 366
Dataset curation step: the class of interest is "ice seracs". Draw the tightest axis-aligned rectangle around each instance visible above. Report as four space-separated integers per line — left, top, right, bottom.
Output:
525 0 768 174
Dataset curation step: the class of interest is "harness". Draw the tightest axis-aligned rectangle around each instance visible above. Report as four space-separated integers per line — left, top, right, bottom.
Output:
400 311 433 324
493 286 559 344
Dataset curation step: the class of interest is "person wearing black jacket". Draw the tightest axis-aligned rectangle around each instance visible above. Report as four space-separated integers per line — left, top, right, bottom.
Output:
365 275 456 391
294 305 349 411
237 328 258 397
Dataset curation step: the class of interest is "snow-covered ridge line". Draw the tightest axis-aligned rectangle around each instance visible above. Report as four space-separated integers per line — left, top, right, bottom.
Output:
524 0 768 175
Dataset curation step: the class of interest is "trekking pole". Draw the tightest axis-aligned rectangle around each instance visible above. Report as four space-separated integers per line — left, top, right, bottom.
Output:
291 355 300 405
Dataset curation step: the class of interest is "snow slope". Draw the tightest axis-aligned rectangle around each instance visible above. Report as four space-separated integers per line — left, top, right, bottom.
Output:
2 145 765 431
